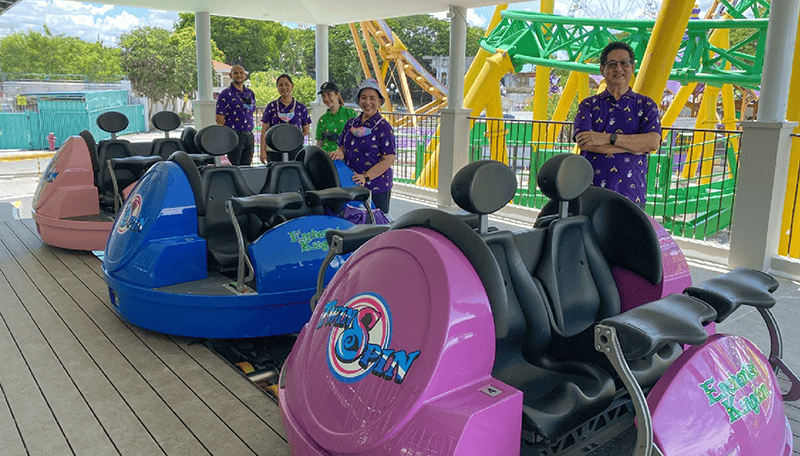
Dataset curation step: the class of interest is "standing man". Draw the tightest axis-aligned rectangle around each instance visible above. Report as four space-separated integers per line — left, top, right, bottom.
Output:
573 41 661 208
216 65 256 165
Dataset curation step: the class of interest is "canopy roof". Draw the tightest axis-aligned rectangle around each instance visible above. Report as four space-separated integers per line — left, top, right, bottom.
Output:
84 0 509 25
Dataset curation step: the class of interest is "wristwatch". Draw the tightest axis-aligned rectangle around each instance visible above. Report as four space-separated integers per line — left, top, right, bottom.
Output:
364 175 371 184
609 133 617 145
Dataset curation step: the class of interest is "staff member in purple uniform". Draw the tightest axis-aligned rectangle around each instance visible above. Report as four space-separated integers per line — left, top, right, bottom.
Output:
215 65 256 165
573 41 661 208
260 73 311 162
329 78 396 214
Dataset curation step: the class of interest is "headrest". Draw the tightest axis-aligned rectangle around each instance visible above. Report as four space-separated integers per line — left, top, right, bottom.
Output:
451 160 517 215
151 111 181 132
537 153 593 202
264 124 304 154
193 125 239 157
96 111 129 134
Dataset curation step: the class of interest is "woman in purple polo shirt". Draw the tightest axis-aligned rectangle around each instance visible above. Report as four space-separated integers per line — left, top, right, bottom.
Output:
573 41 662 209
329 78 396 214
259 73 311 162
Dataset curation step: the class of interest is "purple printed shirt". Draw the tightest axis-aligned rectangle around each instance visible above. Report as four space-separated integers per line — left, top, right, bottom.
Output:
261 98 311 130
338 113 396 194
573 88 661 205
215 84 256 132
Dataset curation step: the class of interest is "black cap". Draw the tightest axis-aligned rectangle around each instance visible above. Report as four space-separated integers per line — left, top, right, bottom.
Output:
318 82 339 94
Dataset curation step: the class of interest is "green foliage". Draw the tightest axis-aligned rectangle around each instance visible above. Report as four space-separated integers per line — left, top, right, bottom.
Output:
0 28 122 81
248 70 316 106
177 13 290 73
118 26 223 108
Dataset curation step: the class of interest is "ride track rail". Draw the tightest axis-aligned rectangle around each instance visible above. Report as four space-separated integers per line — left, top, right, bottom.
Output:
481 10 768 89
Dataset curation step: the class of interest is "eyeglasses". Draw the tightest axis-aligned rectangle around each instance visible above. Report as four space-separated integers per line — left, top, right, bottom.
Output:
604 60 633 69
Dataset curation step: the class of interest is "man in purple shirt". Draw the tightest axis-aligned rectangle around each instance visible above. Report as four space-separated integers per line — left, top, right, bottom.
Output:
573 41 661 208
216 65 256 165
330 78 396 214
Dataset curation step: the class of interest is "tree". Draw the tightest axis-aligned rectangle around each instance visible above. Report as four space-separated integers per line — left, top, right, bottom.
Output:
119 27 223 116
0 27 121 81
176 14 289 72
249 70 316 106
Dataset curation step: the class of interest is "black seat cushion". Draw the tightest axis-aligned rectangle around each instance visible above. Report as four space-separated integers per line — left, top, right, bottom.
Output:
79 130 100 188
485 229 615 441
198 167 259 269
96 139 136 210
263 162 319 219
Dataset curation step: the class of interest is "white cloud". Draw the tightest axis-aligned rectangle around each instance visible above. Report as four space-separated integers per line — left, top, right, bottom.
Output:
466 9 486 27
0 0 178 45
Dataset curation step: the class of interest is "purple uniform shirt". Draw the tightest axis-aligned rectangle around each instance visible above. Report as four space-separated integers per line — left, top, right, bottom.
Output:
215 84 256 132
261 98 311 130
573 88 661 206
338 113 396 194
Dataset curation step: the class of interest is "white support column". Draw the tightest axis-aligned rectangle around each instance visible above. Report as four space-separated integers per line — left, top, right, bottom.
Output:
756 0 799 122
728 0 800 272
437 5 470 208
192 11 215 130
310 24 330 139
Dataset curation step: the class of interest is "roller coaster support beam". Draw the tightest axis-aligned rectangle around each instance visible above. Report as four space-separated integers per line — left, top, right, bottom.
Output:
633 0 694 106
531 0 555 149
730 0 800 272
780 8 800 258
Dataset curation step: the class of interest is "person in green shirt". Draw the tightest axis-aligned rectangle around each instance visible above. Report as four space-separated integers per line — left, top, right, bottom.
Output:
315 82 358 152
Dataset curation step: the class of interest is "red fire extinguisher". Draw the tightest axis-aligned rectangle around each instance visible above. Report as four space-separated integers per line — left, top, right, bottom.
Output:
47 132 56 151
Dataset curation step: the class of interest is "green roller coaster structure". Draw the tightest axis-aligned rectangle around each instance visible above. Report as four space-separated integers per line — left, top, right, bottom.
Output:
468 0 769 240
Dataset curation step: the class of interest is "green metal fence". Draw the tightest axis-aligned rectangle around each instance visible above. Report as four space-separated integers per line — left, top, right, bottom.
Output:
383 112 740 244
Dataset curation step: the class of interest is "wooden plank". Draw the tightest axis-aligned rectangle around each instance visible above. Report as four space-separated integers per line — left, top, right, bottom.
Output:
0 240 119 455
174 338 289 441
0 222 165 455
0 307 70 455
143 331 291 455
44 230 290 453
1 222 208 455
19 218 290 448
0 373 27 456
10 221 264 455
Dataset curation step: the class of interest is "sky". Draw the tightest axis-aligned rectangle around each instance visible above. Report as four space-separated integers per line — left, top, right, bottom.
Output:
0 0 708 47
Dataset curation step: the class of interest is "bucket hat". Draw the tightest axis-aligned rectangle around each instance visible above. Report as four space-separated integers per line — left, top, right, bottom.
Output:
355 78 385 104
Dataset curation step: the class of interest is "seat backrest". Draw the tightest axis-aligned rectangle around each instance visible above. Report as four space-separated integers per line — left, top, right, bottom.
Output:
79 130 100 188
150 111 184 159
180 126 202 154
95 112 135 208
263 162 318 218
303 145 340 190
532 154 621 340
483 229 552 367
199 166 260 269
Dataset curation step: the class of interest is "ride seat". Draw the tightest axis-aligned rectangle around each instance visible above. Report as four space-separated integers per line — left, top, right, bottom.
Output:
188 125 260 270
445 160 616 441
150 111 184 160
260 125 320 220
532 154 681 388
95 112 136 210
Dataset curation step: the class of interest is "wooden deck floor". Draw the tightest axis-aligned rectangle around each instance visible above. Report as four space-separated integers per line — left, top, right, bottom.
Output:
0 218 289 456
2 214 799 456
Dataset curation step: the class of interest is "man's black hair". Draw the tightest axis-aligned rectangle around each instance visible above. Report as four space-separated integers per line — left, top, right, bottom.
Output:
600 42 635 66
